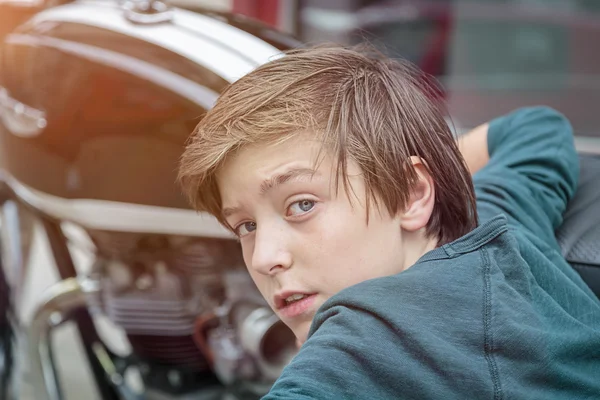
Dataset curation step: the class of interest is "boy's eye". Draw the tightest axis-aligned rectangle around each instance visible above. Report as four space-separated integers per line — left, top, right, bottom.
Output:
236 221 257 237
287 199 315 216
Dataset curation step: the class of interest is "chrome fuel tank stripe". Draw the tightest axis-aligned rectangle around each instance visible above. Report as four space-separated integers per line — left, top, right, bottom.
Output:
174 8 282 67
4 172 235 237
29 2 277 83
6 33 220 109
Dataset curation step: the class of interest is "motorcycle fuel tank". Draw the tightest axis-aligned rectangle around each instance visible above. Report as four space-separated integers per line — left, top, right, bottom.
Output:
0 0 293 233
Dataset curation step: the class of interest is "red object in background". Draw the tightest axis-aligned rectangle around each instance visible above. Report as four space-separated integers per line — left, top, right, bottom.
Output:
233 0 280 28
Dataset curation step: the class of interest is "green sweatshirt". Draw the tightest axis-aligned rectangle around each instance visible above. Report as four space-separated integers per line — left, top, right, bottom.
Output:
263 107 600 400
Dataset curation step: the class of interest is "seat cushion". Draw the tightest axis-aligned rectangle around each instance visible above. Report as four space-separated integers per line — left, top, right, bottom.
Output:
556 153 600 298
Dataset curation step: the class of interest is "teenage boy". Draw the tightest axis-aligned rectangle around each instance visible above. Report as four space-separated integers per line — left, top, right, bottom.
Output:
179 45 600 399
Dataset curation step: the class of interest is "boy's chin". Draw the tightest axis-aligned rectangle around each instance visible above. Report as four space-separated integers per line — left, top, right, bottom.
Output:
292 323 310 348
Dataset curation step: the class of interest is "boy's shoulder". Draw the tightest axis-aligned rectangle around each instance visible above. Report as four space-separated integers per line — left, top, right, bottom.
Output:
311 216 510 336
311 210 597 337
277 213 600 400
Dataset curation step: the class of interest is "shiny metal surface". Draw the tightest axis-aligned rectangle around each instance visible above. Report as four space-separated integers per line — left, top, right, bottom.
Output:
0 2 301 398
0 196 37 400
0 86 47 138
27 277 99 400
122 0 174 25
0 0 283 210
0 197 35 329
236 306 296 382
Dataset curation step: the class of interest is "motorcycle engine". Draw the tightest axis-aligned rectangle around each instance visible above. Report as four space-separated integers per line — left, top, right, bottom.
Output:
79 228 297 398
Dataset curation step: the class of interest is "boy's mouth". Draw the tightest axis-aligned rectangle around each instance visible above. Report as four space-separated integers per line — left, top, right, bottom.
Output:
274 291 318 319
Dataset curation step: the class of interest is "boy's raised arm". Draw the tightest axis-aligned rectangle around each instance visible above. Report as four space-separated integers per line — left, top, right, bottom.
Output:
460 106 579 246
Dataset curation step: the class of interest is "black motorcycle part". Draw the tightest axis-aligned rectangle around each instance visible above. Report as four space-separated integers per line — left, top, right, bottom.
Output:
556 153 600 298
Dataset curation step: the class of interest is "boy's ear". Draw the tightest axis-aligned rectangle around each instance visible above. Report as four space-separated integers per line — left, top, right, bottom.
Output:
399 156 435 232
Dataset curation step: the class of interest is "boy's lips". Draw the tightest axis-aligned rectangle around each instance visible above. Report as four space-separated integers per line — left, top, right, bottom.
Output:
273 291 318 319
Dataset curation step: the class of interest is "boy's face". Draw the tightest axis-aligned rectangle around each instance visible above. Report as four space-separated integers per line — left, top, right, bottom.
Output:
216 135 414 344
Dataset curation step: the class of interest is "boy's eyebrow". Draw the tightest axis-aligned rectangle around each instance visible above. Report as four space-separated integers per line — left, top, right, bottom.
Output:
221 168 318 219
259 167 318 196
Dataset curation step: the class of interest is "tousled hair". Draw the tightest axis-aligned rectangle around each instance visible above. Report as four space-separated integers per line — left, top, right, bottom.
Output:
178 44 477 245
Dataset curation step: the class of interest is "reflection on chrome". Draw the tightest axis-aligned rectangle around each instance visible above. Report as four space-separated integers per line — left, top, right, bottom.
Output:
27 278 99 400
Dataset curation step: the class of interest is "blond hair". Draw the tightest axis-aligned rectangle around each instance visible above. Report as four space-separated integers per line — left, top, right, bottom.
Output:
178 44 477 245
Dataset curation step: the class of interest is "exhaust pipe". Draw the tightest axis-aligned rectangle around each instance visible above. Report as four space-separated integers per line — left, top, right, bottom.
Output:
27 277 99 400
202 302 297 387
236 305 296 381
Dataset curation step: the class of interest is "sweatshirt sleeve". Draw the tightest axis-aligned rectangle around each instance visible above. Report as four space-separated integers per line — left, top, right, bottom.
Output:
473 106 579 247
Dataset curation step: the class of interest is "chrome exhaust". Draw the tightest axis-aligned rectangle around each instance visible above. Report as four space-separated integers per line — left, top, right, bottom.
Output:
27 277 99 400
235 305 297 382
203 302 297 387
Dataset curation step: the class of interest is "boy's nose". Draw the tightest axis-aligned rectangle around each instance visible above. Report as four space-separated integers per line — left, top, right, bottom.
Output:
250 226 292 276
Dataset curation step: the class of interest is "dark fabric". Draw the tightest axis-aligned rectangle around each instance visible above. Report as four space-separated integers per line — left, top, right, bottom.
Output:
263 107 600 400
556 153 600 297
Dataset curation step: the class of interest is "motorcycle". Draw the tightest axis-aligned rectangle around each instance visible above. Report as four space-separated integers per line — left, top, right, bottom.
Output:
0 1 301 399
0 0 598 399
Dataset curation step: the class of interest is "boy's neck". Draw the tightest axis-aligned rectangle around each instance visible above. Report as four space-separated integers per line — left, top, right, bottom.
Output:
401 230 439 271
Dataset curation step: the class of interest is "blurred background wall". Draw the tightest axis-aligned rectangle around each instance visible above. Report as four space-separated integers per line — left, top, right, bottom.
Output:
181 0 600 139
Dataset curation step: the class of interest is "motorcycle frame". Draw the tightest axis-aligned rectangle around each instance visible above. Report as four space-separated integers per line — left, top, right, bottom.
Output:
0 178 121 400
